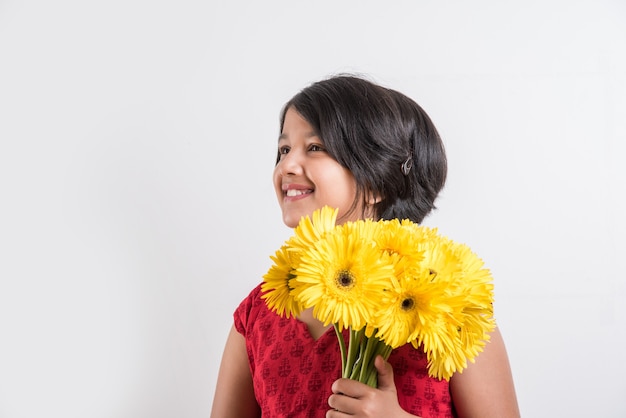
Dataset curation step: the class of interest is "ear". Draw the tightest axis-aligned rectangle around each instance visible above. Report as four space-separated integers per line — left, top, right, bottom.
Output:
367 192 382 205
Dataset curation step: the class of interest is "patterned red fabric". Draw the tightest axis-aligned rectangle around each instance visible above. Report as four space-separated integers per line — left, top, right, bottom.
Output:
234 284 456 418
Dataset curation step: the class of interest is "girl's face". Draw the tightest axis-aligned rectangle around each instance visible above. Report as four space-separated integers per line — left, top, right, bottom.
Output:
273 107 361 228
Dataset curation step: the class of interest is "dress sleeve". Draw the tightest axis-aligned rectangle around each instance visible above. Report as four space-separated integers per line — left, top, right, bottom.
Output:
233 283 263 337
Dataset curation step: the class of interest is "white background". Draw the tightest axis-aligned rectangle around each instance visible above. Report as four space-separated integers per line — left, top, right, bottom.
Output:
1 1 625 417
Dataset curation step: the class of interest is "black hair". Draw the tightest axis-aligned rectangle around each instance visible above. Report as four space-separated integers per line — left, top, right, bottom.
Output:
278 75 447 224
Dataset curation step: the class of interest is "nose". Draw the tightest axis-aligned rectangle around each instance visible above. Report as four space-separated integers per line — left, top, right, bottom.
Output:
278 149 304 176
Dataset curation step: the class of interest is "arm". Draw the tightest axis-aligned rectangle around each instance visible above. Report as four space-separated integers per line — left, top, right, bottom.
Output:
449 327 520 418
210 325 261 418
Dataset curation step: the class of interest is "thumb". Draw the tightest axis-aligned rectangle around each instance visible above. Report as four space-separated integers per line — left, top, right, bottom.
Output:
374 355 395 391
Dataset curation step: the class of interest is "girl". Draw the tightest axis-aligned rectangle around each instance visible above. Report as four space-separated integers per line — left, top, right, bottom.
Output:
211 75 520 418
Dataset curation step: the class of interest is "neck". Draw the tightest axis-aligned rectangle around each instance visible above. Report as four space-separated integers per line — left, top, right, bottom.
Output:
298 308 331 340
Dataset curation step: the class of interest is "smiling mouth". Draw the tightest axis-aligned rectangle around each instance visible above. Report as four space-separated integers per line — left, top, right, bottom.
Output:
285 189 312 197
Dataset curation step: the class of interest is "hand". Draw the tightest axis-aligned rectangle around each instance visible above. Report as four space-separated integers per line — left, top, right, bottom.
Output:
326 356 418 418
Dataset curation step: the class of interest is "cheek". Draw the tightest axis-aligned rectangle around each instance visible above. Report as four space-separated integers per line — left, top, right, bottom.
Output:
337 169 358 198
272 167 282 195
321 170 358 207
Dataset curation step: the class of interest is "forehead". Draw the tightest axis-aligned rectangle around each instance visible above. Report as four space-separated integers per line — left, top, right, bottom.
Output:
279 108 318 140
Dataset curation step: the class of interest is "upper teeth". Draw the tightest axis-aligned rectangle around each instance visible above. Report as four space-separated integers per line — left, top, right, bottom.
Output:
286 189 308 197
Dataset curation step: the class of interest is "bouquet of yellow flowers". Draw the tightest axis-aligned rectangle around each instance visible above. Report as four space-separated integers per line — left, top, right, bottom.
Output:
261 206 495 386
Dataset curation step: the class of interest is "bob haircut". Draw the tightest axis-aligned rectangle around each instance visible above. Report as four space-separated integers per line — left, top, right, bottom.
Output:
278 75 447 224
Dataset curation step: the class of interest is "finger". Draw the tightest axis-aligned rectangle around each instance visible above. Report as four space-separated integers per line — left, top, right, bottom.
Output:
374 355 395 391
328 392 360 415
331 377 370 399
326 408 351 418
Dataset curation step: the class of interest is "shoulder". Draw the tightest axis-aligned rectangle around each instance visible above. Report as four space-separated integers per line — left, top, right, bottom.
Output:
234 283 266 336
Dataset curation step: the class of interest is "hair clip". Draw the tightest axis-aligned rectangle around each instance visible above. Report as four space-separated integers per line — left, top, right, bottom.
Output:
401 156 413 176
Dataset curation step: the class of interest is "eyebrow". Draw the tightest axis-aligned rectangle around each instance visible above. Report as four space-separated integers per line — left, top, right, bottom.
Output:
278 131 319 141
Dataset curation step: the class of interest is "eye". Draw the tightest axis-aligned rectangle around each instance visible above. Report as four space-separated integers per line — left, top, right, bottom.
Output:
308 144 325 152
278 145 290 157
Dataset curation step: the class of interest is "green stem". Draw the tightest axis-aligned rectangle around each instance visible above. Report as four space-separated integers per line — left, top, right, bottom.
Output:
341 327 395 387
333 323 347 376
365 339 393 387
359 334 379 384
350 333 368 380
381 342 393 361
345 327 364 379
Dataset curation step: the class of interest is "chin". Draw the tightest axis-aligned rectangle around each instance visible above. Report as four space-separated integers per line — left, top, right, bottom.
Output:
282 213 300 229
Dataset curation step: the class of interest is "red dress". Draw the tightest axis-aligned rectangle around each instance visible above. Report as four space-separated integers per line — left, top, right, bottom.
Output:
234 284 456 418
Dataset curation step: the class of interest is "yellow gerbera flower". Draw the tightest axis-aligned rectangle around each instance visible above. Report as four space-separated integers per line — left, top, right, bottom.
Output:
262 208 497 384
372 266 452 349
289 206 338 252
426 339 468 381
446 241 496 359
411 235 496 380
416 232 461 282
375 219 425 270
449 241 494 309
291 223 393 331
280 206 340 271
261 245 303 318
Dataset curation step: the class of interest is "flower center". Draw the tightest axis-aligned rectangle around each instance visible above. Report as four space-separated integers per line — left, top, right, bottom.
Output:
401 297 415 311
335 270 355 289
